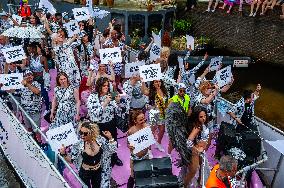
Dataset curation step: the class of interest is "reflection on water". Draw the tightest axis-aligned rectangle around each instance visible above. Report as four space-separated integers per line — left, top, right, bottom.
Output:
223 62 284 131
0 151 20 188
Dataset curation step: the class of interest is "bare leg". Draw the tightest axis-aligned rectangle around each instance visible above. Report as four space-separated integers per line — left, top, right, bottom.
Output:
260 0 268 15
168 140 173 155
213 0 220 11
250 1 256 16
157 124 165 144
227 5 233 13
207 0 214 11
220 3 226 9
281 4 284 19
254 1 262 16
184 151 200 187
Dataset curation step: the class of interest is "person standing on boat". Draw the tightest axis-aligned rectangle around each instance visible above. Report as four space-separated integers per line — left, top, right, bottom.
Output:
206 155 238 188
59 121 117 188
227 84 262 132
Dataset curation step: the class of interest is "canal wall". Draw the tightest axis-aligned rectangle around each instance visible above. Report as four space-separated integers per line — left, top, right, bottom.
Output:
180 3 284 65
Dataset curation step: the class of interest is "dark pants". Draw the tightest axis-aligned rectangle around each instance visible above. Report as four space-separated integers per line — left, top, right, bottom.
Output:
79 167 102 188
34 76 50 111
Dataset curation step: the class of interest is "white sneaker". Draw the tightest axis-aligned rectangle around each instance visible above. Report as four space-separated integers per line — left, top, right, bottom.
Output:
156 143 165 152
249 13 253 17
211 9 215 12
253 12 257 17
206 8 210 12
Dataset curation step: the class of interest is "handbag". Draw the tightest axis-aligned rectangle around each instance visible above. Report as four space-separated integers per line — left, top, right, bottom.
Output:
44 87 68 124
114 113 129 133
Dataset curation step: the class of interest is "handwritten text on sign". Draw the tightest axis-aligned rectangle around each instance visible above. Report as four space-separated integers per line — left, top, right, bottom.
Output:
64 20 80 37
46 122 79 153
125 61 145 78
209 56 223 72
99 47 122 64
72 7 91 21
0 73 24 90
139 64 163 82
2 45 26 63
127 126 156 154
215 65 233 88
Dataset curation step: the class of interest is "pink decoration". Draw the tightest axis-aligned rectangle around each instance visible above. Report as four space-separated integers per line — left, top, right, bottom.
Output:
250 170 264 188
63 164 81 188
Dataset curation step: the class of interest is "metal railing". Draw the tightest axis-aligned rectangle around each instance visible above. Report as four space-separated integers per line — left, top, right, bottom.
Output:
6 93 88 188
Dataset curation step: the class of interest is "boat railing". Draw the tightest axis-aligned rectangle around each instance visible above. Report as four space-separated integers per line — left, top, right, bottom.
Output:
1 93 87 188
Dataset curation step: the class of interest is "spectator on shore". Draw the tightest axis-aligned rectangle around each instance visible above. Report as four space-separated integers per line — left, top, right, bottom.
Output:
249 0 263 16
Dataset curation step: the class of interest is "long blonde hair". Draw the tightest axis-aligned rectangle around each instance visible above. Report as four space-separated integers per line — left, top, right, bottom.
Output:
79 121 100 142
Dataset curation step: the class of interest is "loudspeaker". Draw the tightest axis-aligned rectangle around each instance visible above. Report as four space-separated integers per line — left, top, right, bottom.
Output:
241 131 261 159
134 157 172 179
135 175 180 188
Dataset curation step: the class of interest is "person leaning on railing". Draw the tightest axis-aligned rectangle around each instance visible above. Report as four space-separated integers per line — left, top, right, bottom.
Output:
59 121 117 188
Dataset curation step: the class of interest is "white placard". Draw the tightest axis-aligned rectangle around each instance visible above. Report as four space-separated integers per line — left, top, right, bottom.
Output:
90 58 99 71
86 0 93 14
209 56 223 72
46 122 79 153
0 73 24 90
72 7 91 21
186 35 194 50
152 31 161 47
2 45 26 63
38 0 57 14
178 56 184 73
215 66 233 88
12 14 22 25
99 47 122 64
125 61 145 78
150 44 161 62
92 8 110 19
64 20 80 37
139 63 163 82
127 126 156 154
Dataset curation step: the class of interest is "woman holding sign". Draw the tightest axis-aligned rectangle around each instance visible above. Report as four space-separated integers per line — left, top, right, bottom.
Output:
59 121 117 188
87 77 123 167
127 110 152 188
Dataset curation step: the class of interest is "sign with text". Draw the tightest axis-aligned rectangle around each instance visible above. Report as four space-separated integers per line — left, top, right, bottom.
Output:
149 44 161 62
215 66 233 88
128 126 156 154
12 14 22 25
0 73 24 90
46 122 79 153
209 56 223 72
139 64 162 82
39 0 57 14
233 60 249 68
186 35 194 50
64 20 80 38
2 45 26 63
125 61 145 78
72 7 91 21
99 47 122 64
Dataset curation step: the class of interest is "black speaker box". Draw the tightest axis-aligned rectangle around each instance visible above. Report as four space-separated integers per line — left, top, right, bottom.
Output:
216 122 238 155
241 131 261 159
135 175 180 188
134 157 172 179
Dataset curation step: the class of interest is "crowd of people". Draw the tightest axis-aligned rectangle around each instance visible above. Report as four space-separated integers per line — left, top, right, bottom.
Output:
0 2 263 188
185 0 284 18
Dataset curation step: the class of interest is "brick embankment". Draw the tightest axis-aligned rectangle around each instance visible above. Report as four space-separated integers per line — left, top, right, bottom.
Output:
177 2 284 64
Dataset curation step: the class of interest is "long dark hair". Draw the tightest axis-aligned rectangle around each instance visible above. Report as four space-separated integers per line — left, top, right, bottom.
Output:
149 80 168 106
167 52 180 80
187 106 208 133
95 77 109 96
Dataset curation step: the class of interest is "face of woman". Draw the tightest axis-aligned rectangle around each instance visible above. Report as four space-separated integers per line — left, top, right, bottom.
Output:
57 29 65 39
29 16 36 24
82 35 88 43
198 111 207 125
98 64 106 73
135 113 145 125
153 80 161 89
59 75 68 87
101 82 109 95
79 127 91 141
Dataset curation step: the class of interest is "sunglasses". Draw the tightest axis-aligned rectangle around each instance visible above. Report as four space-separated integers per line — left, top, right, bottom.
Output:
79 130 89 136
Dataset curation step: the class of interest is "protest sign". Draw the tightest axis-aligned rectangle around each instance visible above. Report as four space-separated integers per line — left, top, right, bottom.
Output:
125 61 145 78
72 7 91 21
186 35 194 50
46 122 79 153
38 0 56 14
12 14 22 25
149 44 161 62
209 56 223 72
139 64 162 82
215 66 233 88
64 20 80 38
0 73 24 90
127 126 156 154
152 31 161 47
99 47 122 64
2 45 26 63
